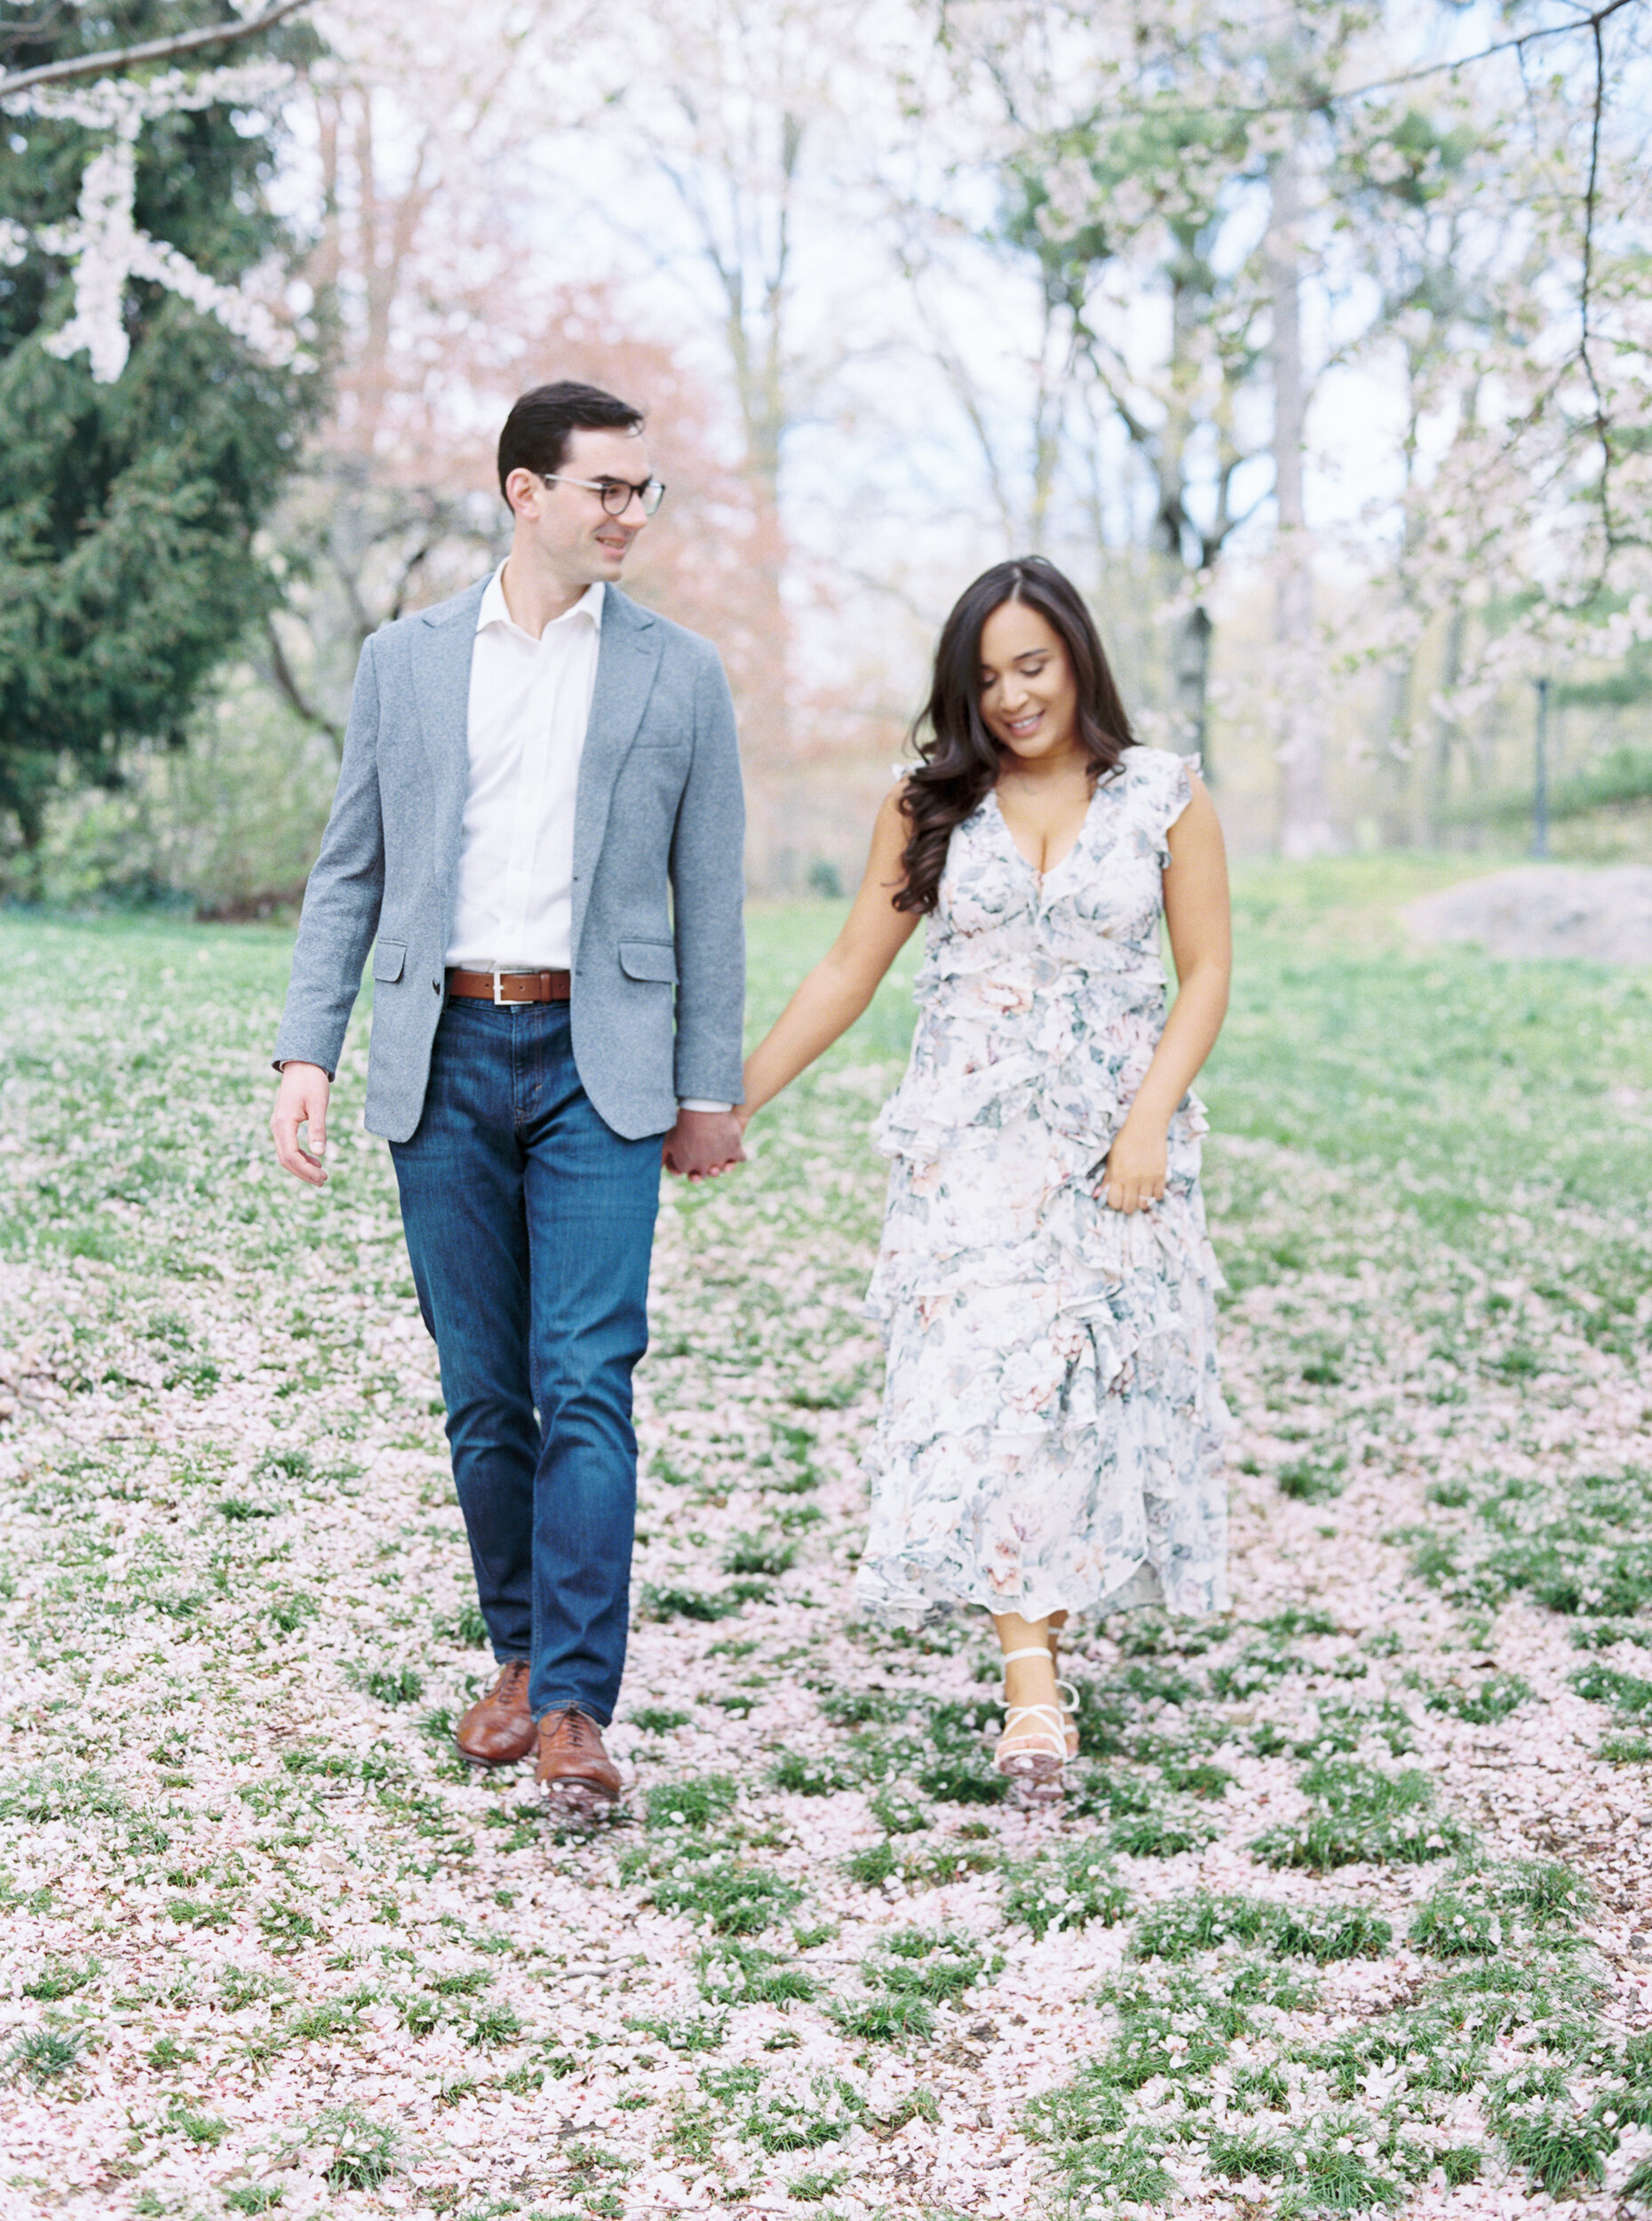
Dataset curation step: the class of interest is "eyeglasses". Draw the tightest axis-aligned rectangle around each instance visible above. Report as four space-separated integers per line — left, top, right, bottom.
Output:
541 473 666 517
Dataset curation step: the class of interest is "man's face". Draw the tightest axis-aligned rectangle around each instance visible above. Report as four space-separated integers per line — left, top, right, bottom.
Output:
506 426 655 588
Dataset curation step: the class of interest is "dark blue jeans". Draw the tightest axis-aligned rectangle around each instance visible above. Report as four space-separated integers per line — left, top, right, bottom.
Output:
390 999 663 1724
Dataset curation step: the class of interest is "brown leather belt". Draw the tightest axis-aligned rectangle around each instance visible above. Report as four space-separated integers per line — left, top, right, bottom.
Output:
446 967 571 1005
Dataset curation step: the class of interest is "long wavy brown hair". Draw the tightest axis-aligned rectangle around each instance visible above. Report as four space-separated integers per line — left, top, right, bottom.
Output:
894 556 1138 914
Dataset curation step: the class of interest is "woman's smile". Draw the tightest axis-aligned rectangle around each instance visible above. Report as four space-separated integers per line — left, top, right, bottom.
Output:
978 601 1082 763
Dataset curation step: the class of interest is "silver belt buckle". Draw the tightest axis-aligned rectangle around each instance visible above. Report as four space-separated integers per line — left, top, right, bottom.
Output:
491 969 534 1007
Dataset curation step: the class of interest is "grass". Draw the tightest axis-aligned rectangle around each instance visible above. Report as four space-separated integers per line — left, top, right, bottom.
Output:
1 873 1648 2217
696 1942 818 2006
643 1774 737 1831
1131 1892 1393 1966
1209 859 1652 1246
1001 1843 1132 1940
1108 1803 1219 1858
767 1748 851 1795
223 2190 284 2215
20 1957 100 2001
741 2070 863 2152
721 1530 797 1576
1409 1890 1503 1958
307 2106 401 2190
1252 1759 1469 1872
1572 1660 1652 1716
1496 2110 1615 2196
346 1662 425 1706
869 1927 992 2002
1024 1861 1603 2215
646 1856 804 1935
12 2026 84 2079
829 1993 935 2040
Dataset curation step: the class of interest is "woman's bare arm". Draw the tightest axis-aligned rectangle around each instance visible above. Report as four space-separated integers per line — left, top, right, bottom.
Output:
1103 774 1232 1211
741 787 922 1120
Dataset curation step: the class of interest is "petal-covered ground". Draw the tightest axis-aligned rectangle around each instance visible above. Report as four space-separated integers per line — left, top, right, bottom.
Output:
2 866 1650 2221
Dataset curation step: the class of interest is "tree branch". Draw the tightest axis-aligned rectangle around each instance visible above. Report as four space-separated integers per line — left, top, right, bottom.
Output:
0 4 75 64
261 616 342 755
0 0 313 100
1577 5 1615 559
1317 0 1640 112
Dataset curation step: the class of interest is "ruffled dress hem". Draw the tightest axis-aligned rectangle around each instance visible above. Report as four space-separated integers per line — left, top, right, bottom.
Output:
852 1552 1229 1632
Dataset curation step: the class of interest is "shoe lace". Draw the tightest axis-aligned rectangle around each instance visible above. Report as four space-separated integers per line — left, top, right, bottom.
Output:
546 1705 596 1747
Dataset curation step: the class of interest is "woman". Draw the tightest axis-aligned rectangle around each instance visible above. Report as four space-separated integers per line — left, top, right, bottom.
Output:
740 557 1232 1793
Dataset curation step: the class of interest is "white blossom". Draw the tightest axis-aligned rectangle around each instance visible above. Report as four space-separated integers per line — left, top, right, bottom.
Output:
4 60 304 381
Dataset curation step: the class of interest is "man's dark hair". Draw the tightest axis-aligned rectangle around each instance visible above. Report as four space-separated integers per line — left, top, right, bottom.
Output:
496 380 645 498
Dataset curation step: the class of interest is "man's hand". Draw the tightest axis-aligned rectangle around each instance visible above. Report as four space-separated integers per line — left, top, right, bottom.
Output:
272 1062 333 1187
663 1108 745 1182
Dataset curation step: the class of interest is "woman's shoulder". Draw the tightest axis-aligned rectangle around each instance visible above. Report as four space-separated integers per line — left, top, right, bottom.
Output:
1108 748 1198 860
1115 746 1199 814
1117 744 1198 781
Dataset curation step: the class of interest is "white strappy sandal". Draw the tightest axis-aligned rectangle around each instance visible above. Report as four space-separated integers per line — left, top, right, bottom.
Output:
1044 1626 1081 1757
1055 1673 1081 1761
996 1646 1068 1791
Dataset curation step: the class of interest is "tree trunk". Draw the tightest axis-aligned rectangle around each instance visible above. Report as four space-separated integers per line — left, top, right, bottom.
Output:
1377 655 1415 847
1148 270 1213 767
1173 604 1213 766
1269 122 1332 856
1428 604 1466 847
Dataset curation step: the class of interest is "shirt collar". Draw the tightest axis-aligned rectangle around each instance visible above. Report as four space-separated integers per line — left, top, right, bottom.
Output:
476 564 605 639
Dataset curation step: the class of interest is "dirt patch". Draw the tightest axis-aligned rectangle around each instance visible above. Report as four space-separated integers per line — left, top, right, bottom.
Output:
1402 862 1652 964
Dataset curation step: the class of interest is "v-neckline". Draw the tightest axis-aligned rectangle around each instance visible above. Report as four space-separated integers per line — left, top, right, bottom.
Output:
988 778 1102 881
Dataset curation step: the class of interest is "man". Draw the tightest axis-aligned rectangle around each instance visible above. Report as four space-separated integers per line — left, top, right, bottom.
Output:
270 380 746 1823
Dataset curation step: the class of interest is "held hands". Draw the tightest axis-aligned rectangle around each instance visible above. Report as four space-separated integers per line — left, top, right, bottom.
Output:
663 1107 745 1182
271 1062 332 1187
1100 1116 1168 1214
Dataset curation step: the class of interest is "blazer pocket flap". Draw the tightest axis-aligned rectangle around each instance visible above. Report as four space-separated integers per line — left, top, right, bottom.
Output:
372 940 407 983
618 940 678 983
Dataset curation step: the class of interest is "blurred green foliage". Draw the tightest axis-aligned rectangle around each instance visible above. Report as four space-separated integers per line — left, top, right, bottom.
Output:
0 0 321 856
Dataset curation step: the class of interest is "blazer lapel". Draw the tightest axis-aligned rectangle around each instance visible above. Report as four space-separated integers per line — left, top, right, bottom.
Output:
571 591 661 952
411 579 487 881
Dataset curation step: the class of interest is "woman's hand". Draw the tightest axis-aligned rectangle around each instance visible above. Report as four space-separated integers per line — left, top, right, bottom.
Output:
1101 1118 1167 1214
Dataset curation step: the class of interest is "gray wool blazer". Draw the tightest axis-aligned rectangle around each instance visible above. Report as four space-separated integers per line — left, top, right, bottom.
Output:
273 578 746 1142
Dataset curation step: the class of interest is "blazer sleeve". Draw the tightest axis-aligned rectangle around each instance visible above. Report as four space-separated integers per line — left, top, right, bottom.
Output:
272 636 387 1077
669 644 747 1104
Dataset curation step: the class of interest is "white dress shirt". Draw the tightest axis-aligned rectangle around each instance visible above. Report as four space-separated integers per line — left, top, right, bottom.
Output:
445 564 727 1113
446 565 602 973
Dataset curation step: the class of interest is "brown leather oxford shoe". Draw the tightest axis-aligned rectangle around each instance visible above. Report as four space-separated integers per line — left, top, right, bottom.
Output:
536 1706 621 1824
454 1660 535 1767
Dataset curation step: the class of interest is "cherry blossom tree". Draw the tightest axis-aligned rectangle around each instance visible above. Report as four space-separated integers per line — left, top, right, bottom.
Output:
584 0 886 839
915 0 1366 789
908 0 1651 847
1315 2 1652 847
257 0 784 786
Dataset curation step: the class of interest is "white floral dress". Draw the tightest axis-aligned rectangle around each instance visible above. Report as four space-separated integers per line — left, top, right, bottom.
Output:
854 746 1229 1627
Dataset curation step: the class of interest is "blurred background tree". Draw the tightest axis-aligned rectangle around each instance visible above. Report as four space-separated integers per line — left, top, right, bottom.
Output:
4 0 1650 910
0 1 321 887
